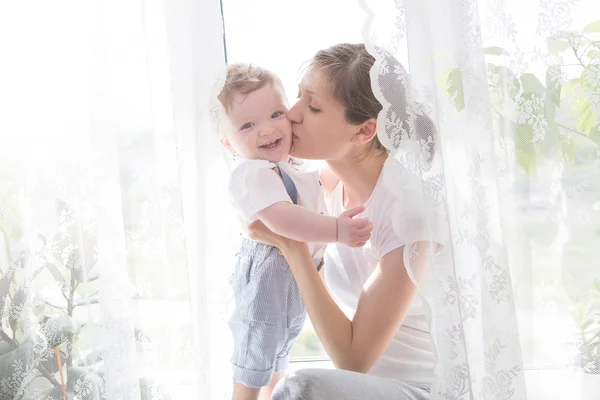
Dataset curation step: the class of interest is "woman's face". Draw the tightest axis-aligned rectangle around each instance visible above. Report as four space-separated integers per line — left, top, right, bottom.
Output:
286 69 358 160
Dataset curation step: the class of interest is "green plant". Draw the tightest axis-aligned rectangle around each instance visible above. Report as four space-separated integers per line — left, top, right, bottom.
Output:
574 281 600 374
440 20 600 175
0 196 171 400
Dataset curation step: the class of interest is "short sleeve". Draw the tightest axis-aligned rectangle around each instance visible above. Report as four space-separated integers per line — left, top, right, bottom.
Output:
374 165 434 260
380 159 446 286
375 202 404 260
229 159 292 223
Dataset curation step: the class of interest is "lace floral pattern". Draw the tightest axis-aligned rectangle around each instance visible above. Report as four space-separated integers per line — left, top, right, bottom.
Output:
0 1 205 398
363 0 600 398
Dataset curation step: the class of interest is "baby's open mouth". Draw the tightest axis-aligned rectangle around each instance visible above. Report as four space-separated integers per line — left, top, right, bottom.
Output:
260 139 281 149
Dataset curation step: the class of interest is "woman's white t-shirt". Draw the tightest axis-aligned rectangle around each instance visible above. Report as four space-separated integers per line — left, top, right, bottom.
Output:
324 173 436 390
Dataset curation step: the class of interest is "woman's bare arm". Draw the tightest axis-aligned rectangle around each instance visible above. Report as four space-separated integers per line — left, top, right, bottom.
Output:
242 218 432 372
280 240 431 373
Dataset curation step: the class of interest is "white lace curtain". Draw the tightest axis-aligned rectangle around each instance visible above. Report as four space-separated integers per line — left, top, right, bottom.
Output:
365 0 600 399
0 0 228 399
1 0 599 399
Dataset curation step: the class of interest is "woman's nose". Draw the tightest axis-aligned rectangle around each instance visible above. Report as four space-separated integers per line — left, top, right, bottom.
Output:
287 102 302 123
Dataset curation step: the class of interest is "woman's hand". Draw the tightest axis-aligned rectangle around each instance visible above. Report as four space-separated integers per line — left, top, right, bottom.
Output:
238 216 294 249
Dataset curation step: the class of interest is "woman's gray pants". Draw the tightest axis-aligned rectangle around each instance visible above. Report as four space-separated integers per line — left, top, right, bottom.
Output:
271 368 430 400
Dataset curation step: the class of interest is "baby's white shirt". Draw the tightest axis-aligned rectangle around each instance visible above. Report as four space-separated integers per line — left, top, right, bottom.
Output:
229 156 327 258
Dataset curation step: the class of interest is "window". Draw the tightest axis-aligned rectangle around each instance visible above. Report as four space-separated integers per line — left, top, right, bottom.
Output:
221 0 366 108
221 0 367 361
220 0 600 384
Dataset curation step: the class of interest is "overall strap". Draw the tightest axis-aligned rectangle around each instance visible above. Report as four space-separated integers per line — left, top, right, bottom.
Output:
277 166 298 205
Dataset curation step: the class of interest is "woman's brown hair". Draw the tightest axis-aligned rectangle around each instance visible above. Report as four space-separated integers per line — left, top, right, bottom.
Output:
308 43 436 160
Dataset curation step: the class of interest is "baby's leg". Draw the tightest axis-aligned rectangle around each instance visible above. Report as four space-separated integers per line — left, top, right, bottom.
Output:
232 382 261 400
258 372 286 400
229 241 293 398
231 372 285 400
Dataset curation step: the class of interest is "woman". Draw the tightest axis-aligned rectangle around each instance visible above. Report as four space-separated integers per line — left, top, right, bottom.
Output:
243 43 439 400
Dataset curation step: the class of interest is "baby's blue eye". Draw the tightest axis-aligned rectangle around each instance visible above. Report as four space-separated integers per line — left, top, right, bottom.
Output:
271 111 283 118
240 122 254 130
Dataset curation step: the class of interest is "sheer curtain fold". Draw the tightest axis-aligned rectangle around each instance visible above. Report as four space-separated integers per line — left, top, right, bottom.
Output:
0 0 228 399
363 0 600 399
2 0 599 399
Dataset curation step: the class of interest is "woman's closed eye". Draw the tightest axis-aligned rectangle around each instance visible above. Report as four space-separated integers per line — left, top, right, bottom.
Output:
297 87 320 112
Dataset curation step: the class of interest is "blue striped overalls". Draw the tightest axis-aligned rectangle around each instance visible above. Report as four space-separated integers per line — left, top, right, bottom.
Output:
228 166 321 388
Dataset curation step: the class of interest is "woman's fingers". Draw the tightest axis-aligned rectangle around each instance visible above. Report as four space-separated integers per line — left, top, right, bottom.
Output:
238 216 263 241
236 215 248 233
246 220 264 241
243 219 283 247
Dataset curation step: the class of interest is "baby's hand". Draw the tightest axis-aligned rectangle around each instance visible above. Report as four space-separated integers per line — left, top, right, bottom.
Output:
336 206 373 247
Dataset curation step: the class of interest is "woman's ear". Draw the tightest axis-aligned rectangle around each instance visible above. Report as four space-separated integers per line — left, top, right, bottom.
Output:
352 119 378 145
221 137 236 154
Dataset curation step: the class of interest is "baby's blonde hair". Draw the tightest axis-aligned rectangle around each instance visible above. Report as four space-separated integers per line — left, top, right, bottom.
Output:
217 63 284 114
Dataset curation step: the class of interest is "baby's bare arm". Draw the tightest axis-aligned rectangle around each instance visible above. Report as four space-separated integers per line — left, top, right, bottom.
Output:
256 202 337 243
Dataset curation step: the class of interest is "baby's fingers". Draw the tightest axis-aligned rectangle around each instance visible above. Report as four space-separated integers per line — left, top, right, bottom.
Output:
350 239 369 248
352 218 372 230
358 230 372 240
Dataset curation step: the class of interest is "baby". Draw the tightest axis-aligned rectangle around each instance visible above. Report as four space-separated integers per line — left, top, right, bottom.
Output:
217 64 372 400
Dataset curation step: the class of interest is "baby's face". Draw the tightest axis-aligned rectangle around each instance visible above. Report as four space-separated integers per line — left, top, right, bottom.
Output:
224 84 292 163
